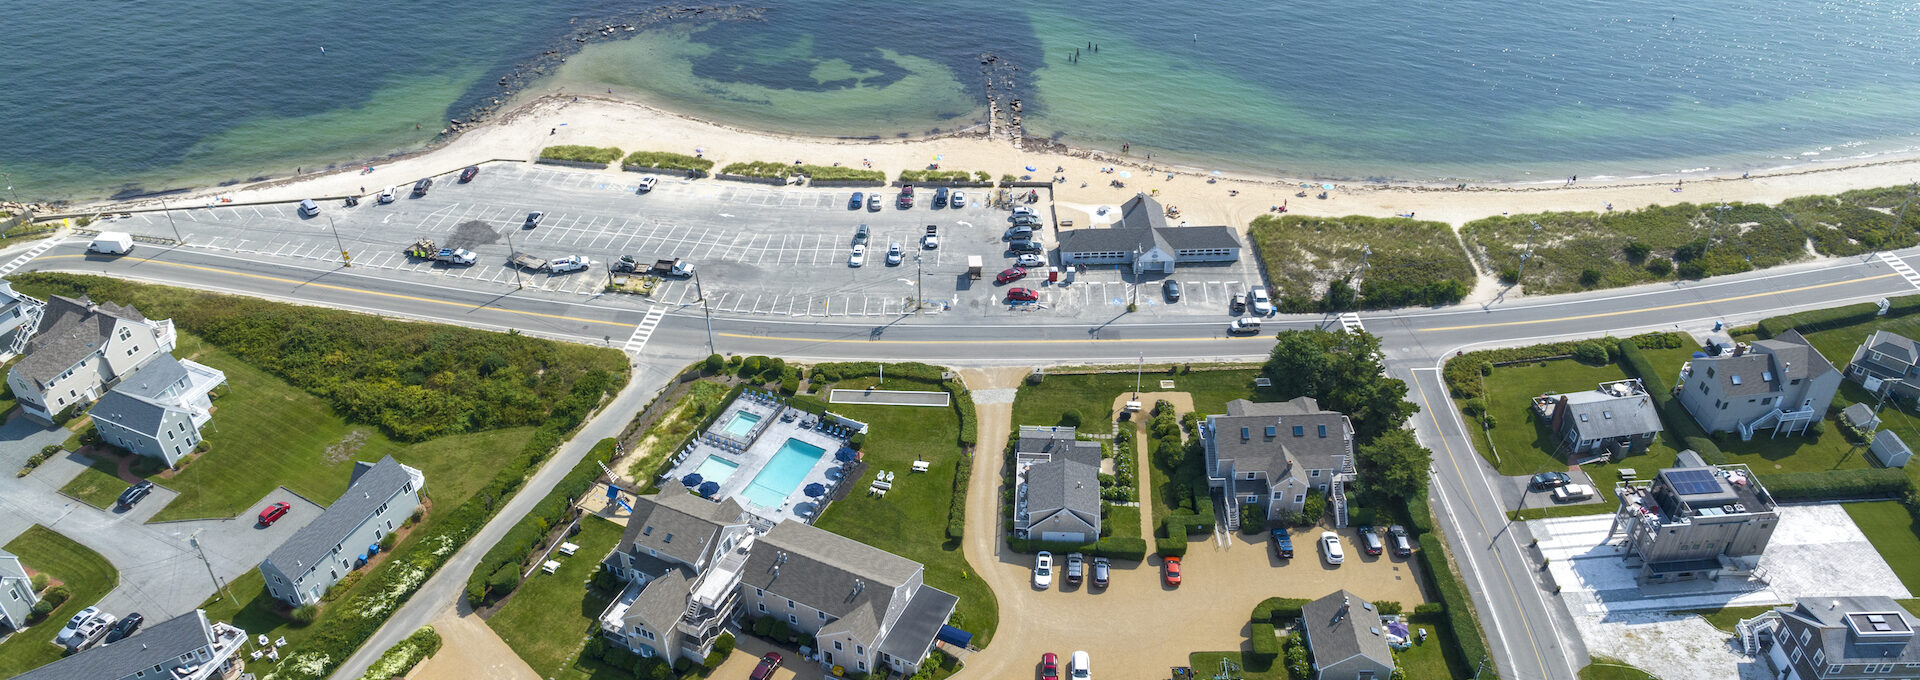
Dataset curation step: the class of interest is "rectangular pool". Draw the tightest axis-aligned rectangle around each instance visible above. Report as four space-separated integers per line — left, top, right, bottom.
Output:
722 411 763 438
740 438 826 508
693 455 740 484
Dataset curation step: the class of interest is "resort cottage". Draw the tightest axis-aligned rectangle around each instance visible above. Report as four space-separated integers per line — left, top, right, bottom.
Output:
1203 397 1358 530
260 457 424 606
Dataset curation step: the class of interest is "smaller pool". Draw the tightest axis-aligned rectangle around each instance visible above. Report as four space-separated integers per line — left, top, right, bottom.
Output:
693 455 740 484
721 411 763 438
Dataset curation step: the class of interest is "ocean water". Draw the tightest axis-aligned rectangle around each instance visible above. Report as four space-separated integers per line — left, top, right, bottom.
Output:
6 0 1920 202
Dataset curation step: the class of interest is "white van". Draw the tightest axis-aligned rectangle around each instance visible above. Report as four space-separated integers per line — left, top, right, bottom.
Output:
298 198 320 217
87 232 134 255
1071 651 1091 679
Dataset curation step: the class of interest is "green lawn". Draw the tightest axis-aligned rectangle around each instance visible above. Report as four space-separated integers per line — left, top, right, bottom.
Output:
60 455 148 509
1188 651 1290 680
1580 656 1658 680
0 525 118 677
1845 501 1920 592
1396 617 1471 680
148 333 529 520
812 377 999 648
1010 368 1271 428
1106 504 1142 539
487 515 624 677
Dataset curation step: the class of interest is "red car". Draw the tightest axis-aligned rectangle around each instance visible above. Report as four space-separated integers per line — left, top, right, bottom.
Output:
995 267 1027 284
1040 652 1060 679
1163 556 1183 586
258 502 291 526
750 652 783 680
458 166 478 183
1007 287 1038 302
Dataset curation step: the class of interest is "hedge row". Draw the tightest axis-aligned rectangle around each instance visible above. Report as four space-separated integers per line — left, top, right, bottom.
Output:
1416 532 1494 678
465 438 617 606
1003 537 1149 561
946 447 972 540
539 145 623 164
620 150 714 173
1755 294 1920 339
1617 338 1727 463
1760 468 1913 501
357 626 442 680
897 169 991 183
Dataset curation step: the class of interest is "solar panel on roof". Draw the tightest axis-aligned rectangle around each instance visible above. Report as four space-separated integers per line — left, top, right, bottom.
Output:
1666 468 1723 495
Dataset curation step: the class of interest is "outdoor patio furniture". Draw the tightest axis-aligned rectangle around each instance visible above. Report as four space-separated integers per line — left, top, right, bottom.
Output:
275 637 287 647
259 635 270 646
251 650 263 660
559 542 579 556
912 460 931 473
876 489 887 498
542 560 562 574
882 470 895 482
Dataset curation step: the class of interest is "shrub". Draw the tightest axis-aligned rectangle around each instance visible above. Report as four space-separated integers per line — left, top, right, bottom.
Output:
291 604 320 626
713 632 736 658
467 438 616 605
1156 534 1188 557
705 354 725 372
539 145 623 164
31 572 49 592
704 651 724 669
621 150 715 173
1249 622 1279 663
1285 635 1311 679
1060 408 1083 427
720 161 794 179
1623 240 1651 261
1573 341 1608 365
847 432 867 450
1301 493 1328 525
1414 602 1444 615
898 169 981 183
1578 268 1602 286
380 533 397 551
1646 258 1674 276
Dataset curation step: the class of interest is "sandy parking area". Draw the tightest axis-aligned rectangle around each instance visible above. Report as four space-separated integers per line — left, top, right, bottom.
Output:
408 610 538 680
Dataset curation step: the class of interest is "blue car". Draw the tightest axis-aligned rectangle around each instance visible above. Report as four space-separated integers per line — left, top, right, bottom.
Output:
849 192 864 210
1271 529 1294 559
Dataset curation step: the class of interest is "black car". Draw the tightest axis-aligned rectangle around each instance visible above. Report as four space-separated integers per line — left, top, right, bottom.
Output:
411 177 433 197
117 480 154 509
458 166 478 183
933 186 949 208
1009 239 1042 253
1530 471 1572 490
1270 529 1294 559
103 613 143 644
1388 525 1413 557
1164 279 1182 302
1358 526 1385 556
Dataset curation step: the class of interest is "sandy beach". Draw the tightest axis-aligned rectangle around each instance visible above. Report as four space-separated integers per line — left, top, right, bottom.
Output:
90 94 1920 235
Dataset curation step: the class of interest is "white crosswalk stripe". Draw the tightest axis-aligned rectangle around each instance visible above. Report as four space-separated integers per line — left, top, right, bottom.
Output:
0 239 63 276
623 307 668 355
1338 312 1365 333
1880 252 1920 290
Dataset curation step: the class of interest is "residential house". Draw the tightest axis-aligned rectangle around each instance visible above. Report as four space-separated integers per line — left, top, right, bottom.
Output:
1300 590 1396 680
1608 450 1780 584
1846 330 1920 400
1013 426 1104 543
0 548 37 633
1535 379 1665 460
1676 331 1840 440
89 354 227 467
14 609 247 680
1871 430 1913 468
1057 193 1242 274
260 456 424 606
5 295 176 422
601 493 959 676
1203 397 1357 530
1761 596 1920 680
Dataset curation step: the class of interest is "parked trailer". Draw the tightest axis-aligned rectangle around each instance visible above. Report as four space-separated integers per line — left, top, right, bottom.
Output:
966 255 983 280
509 252 549 271
612 256 695 277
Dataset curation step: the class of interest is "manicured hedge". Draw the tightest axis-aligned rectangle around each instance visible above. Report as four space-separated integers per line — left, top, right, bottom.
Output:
1760 468 1913 501
1616 337 1727 463
1249 622 1279 664
1417 533 1493 678
540 145 623 164
1155 535 1188 557
1251 597 1312 624
466 438 617 606
620 151 714 173
1754 295 1920 339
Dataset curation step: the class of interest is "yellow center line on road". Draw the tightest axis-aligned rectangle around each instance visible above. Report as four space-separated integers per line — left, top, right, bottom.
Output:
1419 272 1899 332
1410 373 1553 680
39 253 636 329
716 331 1229 345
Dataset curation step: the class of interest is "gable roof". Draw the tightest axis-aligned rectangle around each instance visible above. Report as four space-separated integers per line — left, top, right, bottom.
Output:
1301 590 1395 670
12 295 149 388
1756 329 1836 382
1210 398 1353 477
1783 596 1920 664
622 567 695 632
0 548 25 581
740 521 921 643
1058 193 1241 255
875 585 958 662
1694 353 1777 397
1157 225 1242 250
265 456 418 581
1025 441 1101 526
617 493 746 568
1112 193 1171 231
1558 391 1663 440
1864 330 1920 367
15 609 219 680
88 390 171 437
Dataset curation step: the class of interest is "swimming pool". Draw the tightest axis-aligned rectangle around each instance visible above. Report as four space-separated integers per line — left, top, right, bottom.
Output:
693 455 741 484
740 438 826 508
721 411 763 438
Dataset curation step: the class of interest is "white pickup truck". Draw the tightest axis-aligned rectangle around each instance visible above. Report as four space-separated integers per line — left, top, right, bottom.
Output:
1552 483 1595 503
549 256 593 273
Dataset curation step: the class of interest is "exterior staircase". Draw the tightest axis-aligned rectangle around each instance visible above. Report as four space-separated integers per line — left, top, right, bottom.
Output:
7 295 44 356
1332 455 1357 528
1736 610 1783 655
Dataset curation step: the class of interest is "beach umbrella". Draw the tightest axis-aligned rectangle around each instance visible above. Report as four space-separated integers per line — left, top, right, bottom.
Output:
698 481 720 497
933 154 944 161
1210 170 1223 176
1118 171 1132 178
681 473 703 488
1322 183 1335 190
1025 165 1038 172
804 483 826 498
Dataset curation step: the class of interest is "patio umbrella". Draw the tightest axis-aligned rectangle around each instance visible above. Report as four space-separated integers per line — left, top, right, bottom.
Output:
835 448 857 462
681 473 703 488
804 483 826 498
825 467 843 481
794 502 816 517
698 481 720 497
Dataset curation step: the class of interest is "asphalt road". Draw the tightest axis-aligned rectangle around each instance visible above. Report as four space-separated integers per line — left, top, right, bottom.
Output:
21 239 1920 680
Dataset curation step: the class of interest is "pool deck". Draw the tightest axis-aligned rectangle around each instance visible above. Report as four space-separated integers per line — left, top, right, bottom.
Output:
662 389 866 525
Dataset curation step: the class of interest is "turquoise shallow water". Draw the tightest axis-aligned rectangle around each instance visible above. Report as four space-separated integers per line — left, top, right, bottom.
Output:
6 0 1920 201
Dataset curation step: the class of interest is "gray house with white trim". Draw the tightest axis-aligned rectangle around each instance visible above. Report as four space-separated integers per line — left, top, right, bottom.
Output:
260 456 424 606
14 609 247 680
1057 194 1241 274
1301 590 1396 680
5 295 176 422
1765 596 1920 680
1677 331 1839 440
0 548 37 633
1537 379 1664 460
90 354 226 467
1847 330 1920 400
1204 397 1357 530
1014 426 1103 543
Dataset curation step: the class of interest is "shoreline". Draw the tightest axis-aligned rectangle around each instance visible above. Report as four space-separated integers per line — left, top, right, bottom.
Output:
53 93 1920 233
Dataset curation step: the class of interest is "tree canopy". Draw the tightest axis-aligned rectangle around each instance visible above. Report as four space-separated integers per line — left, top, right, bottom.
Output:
1355 428 1433 503
1260 329 1418 442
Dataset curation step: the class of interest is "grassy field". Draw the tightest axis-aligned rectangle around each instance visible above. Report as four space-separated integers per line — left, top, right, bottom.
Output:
1396 617 1471 680
1845 501 1920 592
1011 368 1270 429
486 515 624 677
148 333 531 520
1246 214 1475 309
0 525 118 677
812 377 999 647
626 379 730 482
60 455 148 509
1580 656 1658 680
1106 503 1142 539
1187 650 1290 680
1461 205 1807 294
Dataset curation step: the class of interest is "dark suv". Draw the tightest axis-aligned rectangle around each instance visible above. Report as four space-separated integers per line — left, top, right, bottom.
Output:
1359 526 1385 556
117 480 154 509
1271 529 1294 559
411 177 433 197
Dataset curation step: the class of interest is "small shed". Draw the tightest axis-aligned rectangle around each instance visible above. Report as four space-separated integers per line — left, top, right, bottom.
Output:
1843 403 1882 432
1871 429 1912 468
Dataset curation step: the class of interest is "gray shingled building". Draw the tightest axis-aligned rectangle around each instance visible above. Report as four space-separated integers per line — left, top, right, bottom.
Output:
4 295 176 422
600 493 958 676
13 609 247 680
1300 590 1396 680
1536 379 1664 460
1057 193 1242 274
1677 331 1840 440
1014 426 1104 543
1204 397 1357 530
1609 450 1779 584
0 548 37 633
89 354 227 467
1759 596 1920 680
1847 329 1920 400
260 456 424 606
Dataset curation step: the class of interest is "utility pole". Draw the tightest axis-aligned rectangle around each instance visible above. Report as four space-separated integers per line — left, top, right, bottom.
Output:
2 173 19 204
693 269 715 353
1134 352 1144 399
915 254 924 314
1514 221 1542 286
157 197 184 243
325 216 349 267
1707 202 1731 255
189 532 235 606
503 229 525 289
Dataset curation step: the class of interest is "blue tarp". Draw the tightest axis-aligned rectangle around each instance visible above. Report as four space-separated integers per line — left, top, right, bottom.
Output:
936 625 972 648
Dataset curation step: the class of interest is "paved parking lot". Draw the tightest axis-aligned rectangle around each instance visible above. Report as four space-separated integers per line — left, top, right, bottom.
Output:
96 163 1261 323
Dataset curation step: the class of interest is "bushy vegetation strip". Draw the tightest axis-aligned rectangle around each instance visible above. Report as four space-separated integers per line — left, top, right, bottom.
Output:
718 161 884 183
356 626 441 680
466 439 617 606
1248 214 1475 311
539 145 624 164
620 150 714 173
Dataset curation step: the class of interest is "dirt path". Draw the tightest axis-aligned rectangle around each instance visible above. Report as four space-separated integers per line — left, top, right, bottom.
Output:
1111 392 1197 541
953 367 1031 680
407 610 538 680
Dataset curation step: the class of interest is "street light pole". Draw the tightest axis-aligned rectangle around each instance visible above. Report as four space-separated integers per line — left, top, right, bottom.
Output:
2 173 19 204
693 269 715 353
915 254 923 315
325 216 349 267
157 197 183 243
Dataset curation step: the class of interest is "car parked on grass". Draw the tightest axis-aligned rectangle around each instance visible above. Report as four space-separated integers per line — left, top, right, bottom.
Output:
1091 556 1110 588
1271 529 1294 559
1162 556 1182 586
1359 526 1384 556
996 267 1027 284
1034 551 1054 589
1041 652 1060 679
523 211 544 229
1249 285 1274 315
750 652 783 680
1389 525 1413 557
1530 471 1571 490
103 612 143 644
849 244 867 267
1321 531 1345 565
1008 287 1039 302
259 501 292 527
117 480 154 509
849 192 864 209
636 176 658 193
